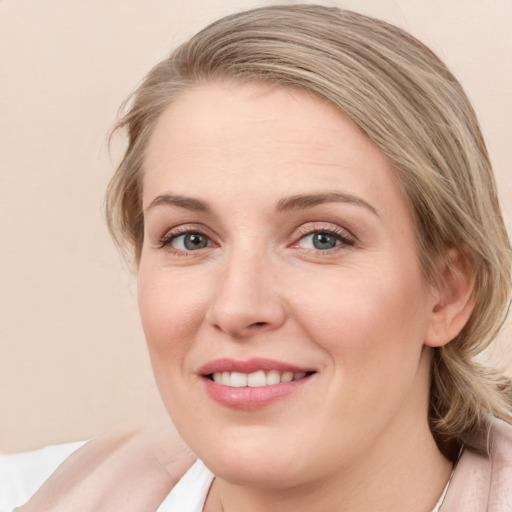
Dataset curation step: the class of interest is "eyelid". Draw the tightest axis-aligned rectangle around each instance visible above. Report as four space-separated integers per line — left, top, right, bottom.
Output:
289 222 357 250
156 223 218 250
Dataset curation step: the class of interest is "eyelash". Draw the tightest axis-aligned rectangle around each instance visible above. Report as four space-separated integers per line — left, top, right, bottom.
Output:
291 224 356 252
157 223 356 255
157 225 215 254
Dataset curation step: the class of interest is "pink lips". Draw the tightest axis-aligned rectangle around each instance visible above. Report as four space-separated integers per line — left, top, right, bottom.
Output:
198 357 315 410
198 357 311 375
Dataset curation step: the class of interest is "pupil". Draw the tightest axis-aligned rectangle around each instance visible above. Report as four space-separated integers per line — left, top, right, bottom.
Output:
313 233 337 250
184 233 207 250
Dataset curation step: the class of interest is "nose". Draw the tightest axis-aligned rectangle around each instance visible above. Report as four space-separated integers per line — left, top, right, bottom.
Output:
206 248 287 339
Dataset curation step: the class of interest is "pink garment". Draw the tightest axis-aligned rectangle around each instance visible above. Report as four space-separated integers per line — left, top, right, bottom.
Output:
14 419 512 511
441 418 512 511
14 429 195 512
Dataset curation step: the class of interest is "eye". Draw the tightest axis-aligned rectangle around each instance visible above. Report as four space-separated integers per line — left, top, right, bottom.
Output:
164 231 211 251
291 224 356 252
300 232 341 250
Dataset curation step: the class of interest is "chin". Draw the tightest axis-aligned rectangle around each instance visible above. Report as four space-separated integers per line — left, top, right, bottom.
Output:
190 431 317 488
208 455 304 489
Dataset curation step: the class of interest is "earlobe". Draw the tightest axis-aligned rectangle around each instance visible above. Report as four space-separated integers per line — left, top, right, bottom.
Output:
424 248 475 348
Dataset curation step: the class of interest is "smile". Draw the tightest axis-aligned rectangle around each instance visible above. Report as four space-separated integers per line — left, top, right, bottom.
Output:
211 370 308 387
199 358 316 409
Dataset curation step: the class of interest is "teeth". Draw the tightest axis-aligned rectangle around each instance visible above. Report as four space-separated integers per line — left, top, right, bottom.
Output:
211 370 309 387
266 370 281 385
230 372 247 387
281 371 293 383
247 370 266 387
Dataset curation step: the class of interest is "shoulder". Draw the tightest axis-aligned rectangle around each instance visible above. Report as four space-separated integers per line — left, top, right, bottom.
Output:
442 417 512 512
490 417 512 457
0 440 87 512
10 428 195 512
488 418 512 506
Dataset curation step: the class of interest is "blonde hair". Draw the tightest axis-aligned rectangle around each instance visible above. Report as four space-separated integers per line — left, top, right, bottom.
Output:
106 5 512 455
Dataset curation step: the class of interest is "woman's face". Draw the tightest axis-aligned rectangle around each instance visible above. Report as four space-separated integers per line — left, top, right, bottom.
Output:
138 82 439 487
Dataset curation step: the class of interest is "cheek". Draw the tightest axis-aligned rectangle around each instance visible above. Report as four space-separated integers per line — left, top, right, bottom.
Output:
289 267 431 439
290 264 430 371
137 266 208 364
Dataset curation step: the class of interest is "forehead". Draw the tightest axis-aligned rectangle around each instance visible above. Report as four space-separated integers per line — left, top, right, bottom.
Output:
143 81 401 215
145 82 356 164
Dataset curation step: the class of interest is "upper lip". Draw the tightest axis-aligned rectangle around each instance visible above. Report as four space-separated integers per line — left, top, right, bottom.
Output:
198 357 314 375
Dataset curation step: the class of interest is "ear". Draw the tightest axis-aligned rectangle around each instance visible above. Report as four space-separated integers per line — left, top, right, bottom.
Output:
424 248 475 348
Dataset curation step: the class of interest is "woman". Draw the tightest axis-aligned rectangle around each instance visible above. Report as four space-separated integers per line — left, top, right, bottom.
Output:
15 4 512 511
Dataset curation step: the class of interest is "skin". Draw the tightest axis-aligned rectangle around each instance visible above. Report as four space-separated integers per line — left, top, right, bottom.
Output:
138 81 473 511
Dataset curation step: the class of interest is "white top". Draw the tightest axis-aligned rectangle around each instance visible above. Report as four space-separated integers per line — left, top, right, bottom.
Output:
156 459 213 512
0 441 87 512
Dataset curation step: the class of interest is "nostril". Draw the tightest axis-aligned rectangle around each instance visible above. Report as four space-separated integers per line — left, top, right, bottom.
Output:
251 322 268 328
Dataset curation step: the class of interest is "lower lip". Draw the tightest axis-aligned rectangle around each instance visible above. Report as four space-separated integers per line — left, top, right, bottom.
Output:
202 376 312 410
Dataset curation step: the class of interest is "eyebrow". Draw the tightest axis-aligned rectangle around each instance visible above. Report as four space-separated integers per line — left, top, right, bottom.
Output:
145 191 378 216
276 192 378 216
145 194 212 213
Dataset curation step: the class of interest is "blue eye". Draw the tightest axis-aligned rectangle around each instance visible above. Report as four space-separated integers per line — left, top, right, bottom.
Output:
171 232 210 251
294 226 356 252
312 232 339 250
300 232 341 250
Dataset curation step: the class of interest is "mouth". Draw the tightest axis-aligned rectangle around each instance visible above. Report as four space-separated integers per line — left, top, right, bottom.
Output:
207 370 314 387
198 358 317 409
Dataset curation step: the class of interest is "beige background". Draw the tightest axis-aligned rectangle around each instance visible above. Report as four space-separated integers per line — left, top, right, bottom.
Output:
1 0 511 454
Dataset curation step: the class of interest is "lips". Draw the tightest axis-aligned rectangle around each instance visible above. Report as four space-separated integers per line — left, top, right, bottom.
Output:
198 357 316 409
